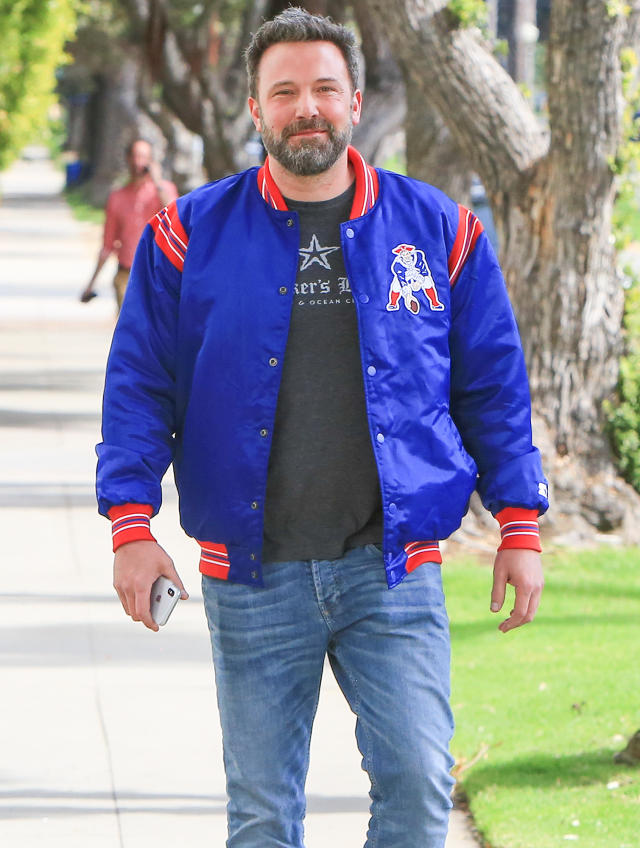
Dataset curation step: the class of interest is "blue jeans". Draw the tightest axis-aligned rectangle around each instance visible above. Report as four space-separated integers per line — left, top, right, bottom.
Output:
202 545 454 848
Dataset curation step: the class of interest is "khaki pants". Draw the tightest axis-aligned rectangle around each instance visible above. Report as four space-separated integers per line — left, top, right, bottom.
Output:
113 267 130 311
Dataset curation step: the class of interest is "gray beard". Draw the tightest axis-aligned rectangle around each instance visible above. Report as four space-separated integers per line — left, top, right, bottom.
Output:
261 119 353 176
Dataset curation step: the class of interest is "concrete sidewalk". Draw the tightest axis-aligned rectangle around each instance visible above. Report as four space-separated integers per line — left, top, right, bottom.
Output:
0 155 478 847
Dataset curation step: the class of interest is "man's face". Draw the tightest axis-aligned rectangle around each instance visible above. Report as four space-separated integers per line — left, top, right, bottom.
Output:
248 41 362 176
127 141 153 178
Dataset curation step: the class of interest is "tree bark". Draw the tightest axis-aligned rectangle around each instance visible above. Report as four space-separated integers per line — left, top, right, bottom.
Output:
404 72 471 205
350 0 406 163
352 0 472 199
119 0 249 180
367 0 640 535
86 55 141 206
120 0 357 180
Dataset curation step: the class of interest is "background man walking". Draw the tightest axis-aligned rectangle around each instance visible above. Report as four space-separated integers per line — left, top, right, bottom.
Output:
80 138 177 310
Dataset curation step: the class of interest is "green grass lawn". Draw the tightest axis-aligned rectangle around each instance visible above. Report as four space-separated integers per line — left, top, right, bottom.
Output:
446 548 640 848
63 186 105 225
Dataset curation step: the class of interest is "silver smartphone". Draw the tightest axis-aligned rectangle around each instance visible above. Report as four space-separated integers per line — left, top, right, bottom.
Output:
150 576 181 626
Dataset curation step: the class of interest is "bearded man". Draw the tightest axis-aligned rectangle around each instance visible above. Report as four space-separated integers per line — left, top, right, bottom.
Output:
96 8 548 847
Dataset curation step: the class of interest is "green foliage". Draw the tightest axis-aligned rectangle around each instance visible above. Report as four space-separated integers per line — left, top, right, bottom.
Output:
381 150 406 176
608 48 640 202
606 46 640 490
606 0 631 18
447 549 640 848
492 38 508 59
517 81 532 102
63 184 104 224
446 0 487 30
0 0 77 171
605 271 640 490
45 113 67 161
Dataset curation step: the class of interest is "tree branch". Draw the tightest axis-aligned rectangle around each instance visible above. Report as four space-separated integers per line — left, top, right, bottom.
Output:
366 0 548 195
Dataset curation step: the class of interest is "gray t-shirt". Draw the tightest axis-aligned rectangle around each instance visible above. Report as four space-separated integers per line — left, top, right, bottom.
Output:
262 184 384 562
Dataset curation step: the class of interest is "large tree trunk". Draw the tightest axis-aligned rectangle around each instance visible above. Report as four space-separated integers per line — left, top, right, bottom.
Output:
139 95 206 193
503 1 625 460
367 0 640 537
86 56 141 206
404 72 471 205
350 0 406 163
351 0 470 199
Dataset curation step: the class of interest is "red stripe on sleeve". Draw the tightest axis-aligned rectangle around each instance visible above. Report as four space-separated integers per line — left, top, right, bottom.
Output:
448 204 484 287
150 201 188 271
163 200 188 246
108 503 156 551
495 507 542 552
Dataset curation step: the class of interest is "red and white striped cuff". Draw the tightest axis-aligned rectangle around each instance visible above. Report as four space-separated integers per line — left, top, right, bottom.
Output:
198 542 231 580
404 540 442 571
108 503 156 551
495 507 541 552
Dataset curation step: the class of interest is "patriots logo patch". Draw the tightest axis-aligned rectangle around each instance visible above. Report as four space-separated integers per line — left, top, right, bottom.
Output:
386 243 444 315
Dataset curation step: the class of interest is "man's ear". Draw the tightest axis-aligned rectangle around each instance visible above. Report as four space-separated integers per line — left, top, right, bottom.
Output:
351 89 363 127
248 97 262 132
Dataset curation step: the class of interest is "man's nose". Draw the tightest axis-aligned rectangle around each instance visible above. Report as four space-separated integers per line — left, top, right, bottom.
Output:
295 90 320 119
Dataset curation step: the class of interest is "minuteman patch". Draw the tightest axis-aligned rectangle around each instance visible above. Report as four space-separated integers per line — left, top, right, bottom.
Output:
386 243 444 315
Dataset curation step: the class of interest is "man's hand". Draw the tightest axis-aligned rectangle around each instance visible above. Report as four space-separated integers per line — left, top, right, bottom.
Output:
148 161 173 206
490 548 543 633
148 160 163 185
79 286 97 303
114 540 188 632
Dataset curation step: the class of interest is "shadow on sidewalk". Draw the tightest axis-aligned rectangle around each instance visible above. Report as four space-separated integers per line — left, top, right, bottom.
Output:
0 787 227 819
0 370 104 392
0 787 369 818
0 621 210 667
0 483 97 507
0 409 99 428
0 194 68 208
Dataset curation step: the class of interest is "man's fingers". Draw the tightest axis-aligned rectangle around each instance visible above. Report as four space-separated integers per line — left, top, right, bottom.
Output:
499 610 526 633
504 588 530 631
133 586 159 632
525 583 543 622
115 575 158 631
492 549 544 633
113 541 185 630
490 572 506 613
513 583 532 619
168 568 189 600
498 584 541 632
115 584 130 616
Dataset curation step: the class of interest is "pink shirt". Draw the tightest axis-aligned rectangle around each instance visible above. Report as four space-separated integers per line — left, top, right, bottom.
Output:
103 178 178 269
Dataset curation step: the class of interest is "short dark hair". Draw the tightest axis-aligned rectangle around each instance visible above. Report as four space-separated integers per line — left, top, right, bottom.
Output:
245 7 359 99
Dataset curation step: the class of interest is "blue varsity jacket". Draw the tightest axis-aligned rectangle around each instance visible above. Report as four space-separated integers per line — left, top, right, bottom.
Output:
96 147 548 588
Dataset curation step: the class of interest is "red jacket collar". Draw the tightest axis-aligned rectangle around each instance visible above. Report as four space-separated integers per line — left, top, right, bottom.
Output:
257 146 379 219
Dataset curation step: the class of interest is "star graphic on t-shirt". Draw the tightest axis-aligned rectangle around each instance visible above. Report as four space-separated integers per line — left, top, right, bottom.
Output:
299 234 341 271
